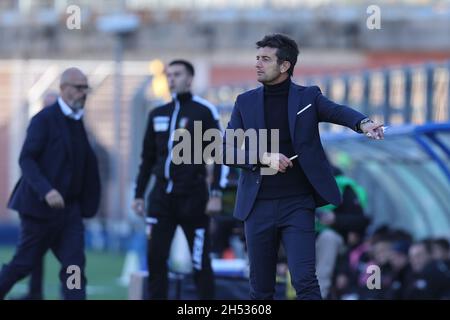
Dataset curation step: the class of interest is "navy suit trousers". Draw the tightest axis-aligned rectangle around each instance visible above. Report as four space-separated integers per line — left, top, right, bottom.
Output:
0 203 86 300
244 195 321 300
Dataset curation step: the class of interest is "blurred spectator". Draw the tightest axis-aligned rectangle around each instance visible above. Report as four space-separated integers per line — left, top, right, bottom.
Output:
330 225 390 300
384 240 412 300
315 166 370 299
431 238 450 262
403 241 450 299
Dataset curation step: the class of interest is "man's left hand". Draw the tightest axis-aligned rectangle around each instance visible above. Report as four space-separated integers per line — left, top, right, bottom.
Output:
361 120 385 140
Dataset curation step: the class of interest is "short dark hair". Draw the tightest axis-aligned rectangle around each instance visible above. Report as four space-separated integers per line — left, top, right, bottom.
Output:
417 239 433 254
168 59 195 76
256 34 299 77
433 238 450 252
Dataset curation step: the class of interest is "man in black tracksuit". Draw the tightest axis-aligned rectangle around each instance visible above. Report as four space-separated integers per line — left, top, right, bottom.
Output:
132 60 228 299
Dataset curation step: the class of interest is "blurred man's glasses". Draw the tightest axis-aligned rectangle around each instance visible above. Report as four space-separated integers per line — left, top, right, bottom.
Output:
66 83 91 92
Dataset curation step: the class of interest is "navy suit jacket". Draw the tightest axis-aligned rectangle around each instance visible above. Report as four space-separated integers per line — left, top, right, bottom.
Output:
8 102 101 219
223 82 366 221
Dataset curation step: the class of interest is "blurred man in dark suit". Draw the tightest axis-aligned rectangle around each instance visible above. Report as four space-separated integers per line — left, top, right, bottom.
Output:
0 68 101 300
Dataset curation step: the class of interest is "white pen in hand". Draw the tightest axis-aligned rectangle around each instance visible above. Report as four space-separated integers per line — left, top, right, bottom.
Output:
289 155 298 161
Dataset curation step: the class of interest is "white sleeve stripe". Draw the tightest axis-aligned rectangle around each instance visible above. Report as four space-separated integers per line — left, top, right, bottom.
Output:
192 95 221 121
192 95 228 188
220 165 229 189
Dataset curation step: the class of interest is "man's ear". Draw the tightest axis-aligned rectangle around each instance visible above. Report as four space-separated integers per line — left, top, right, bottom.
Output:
187 76 193 87
280 61 291 74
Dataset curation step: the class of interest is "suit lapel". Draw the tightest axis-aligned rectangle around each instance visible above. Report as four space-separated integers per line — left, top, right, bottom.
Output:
288 82 302 142
53 104 73 163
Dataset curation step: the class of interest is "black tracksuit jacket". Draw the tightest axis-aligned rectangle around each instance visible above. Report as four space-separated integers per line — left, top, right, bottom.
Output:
134 92 228 198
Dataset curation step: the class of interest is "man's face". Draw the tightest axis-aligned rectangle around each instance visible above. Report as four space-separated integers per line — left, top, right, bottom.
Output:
166 64 192 94
255 47 289 85
432 244 449 261
60 73 90 111
409 244 431 273
389 251 408 271
372 241 391 266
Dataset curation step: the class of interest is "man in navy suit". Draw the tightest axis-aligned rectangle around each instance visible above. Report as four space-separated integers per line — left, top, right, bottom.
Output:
0 68 101 300
222 34 384 300
11 90 59 300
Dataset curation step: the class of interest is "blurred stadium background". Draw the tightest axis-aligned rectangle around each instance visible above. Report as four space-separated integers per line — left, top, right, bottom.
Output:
0 0 449 299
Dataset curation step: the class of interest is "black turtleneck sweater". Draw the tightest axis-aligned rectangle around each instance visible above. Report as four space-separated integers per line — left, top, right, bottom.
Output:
257 77 314 199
